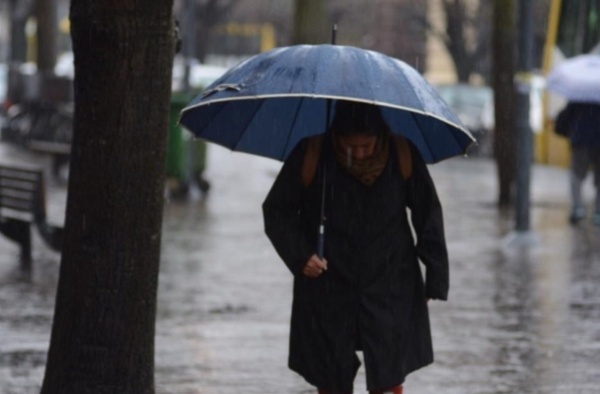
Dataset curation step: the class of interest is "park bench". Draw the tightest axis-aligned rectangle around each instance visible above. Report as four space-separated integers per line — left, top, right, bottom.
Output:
27 139 71 181
0 163 64 269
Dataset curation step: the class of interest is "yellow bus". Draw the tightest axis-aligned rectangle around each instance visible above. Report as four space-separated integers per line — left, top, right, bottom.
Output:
538 0 600 166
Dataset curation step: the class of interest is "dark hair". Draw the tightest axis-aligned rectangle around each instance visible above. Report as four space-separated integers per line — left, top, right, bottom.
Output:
330 100 389 136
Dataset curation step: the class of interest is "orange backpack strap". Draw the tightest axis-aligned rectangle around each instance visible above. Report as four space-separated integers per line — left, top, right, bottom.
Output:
301 135 323 187
394 135 413 181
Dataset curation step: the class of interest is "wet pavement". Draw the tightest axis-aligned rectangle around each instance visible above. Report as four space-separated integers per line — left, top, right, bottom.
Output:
1 140 600 393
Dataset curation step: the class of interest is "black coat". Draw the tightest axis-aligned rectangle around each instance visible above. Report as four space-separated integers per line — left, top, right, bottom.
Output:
262 137 449 392
555 102 600 147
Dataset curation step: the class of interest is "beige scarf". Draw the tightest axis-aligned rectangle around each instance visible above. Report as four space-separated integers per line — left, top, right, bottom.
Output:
333 133 390 185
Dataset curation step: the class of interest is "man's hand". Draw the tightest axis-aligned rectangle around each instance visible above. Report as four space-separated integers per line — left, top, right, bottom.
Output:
302 254 328 278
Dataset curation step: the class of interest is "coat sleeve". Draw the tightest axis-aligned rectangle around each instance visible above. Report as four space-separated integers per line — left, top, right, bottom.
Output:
262 142 315 276
405 145 449 300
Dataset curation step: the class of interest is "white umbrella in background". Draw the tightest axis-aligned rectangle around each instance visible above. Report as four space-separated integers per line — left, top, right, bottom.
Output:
547 53 600 103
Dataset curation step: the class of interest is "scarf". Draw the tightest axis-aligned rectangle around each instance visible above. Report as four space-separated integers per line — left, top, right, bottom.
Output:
333 132 390 185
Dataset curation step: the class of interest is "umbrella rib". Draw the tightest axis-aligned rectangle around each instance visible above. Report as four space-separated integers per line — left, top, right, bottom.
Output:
280 97 306 160
231 99 267 152
448 121 470 159
186 98 230 136
409 112 473 163
192 95 470 135
410 112 437 163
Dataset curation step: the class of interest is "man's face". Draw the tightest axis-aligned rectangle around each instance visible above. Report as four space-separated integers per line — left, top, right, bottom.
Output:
338 133 378 160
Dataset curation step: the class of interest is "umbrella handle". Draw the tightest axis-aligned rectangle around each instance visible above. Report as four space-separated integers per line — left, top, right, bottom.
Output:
317 224 325 259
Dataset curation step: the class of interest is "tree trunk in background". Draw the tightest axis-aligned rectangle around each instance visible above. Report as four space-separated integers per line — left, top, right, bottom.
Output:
412 0 491 83
35 0 57 72
194 0 240 62
41 1 175 393
8 0 31 64
492 0 517 207
292 0 329 45
442 0 473 82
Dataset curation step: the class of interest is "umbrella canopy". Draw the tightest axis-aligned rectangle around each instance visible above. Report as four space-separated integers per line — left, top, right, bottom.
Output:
180 44 475 163
546 54 600 104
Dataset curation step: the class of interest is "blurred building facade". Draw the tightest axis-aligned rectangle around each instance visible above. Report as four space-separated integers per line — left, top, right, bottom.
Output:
200 0 431 74
191 0 518 86
1 0 488 85
3 0 552 85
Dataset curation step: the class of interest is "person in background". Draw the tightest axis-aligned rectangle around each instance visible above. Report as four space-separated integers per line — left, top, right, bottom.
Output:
262 101 449 393
555 102 600 225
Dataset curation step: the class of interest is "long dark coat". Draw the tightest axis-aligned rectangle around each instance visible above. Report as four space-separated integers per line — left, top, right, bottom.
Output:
262 137 449 392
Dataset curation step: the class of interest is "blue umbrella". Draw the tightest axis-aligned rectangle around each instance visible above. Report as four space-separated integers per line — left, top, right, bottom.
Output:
179 44 475 164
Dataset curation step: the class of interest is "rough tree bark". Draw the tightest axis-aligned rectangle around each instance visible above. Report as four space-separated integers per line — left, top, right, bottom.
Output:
41 1 175 393
35 0 57 72
492 0 517 207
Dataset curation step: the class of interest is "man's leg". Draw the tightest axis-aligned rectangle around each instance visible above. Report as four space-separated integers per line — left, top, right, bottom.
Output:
570 146 590 223
591 147 600 225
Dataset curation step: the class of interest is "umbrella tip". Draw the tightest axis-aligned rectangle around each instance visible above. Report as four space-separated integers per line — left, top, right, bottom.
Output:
331 24 338 45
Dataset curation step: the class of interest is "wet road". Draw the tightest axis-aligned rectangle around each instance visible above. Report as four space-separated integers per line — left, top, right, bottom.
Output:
1 142 600 393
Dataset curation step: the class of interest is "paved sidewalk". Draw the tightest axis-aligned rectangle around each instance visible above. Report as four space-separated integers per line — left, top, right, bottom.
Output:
1 141 600 393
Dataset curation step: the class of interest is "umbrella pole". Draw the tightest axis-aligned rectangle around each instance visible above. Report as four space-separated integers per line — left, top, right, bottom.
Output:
318 98 332 259
317 159 326 259
317 26 338 259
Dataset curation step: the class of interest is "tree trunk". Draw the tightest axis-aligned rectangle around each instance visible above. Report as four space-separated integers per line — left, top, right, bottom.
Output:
41 1 174 393
8 0 32 64
443 0 471 82
437 0 490 83
292 0 329 45
35 0 57 72
195 0 240 62
492 0 517 207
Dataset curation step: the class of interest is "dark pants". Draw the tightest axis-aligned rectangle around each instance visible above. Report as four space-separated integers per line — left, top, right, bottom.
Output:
570 145 600 214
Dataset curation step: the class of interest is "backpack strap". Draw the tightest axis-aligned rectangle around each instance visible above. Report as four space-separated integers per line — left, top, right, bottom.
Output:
301 134 412 187
301 135 323 187
394 135 413 180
